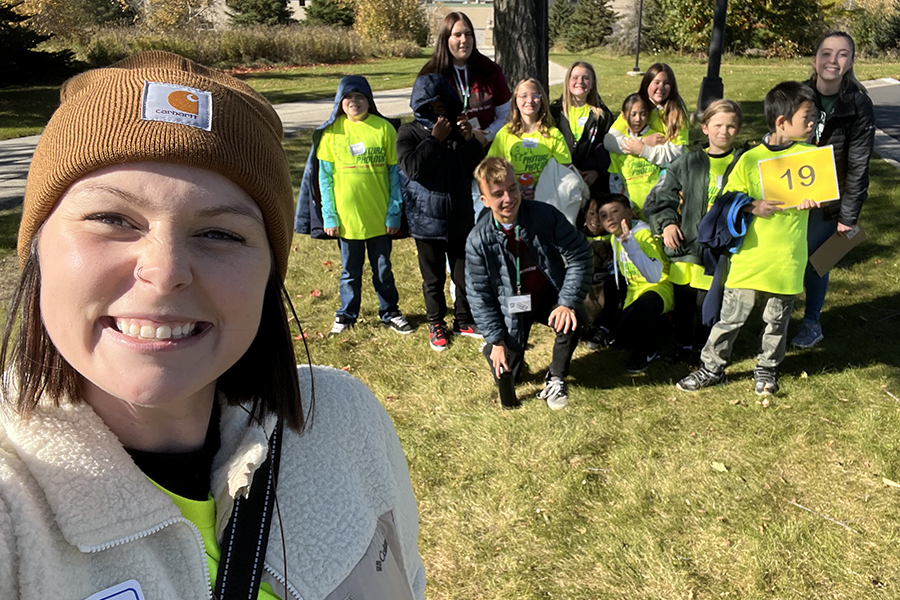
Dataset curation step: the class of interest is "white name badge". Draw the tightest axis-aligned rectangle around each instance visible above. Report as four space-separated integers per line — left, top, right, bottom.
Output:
84 580 146 600
349 142 366 156
522 138 539 149
715 175 724 189
468 117 481 130
577 116 589 127
507 294 532 314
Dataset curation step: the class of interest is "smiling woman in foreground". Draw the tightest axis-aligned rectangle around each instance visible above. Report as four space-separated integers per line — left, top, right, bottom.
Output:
0 51 425 600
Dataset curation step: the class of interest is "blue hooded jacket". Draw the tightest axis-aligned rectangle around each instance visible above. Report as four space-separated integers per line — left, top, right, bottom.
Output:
294 76 401 239
397 73 484 241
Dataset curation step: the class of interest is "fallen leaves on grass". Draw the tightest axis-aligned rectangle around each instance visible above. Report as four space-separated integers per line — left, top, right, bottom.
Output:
883 477 900 489
711 461 728 472
309 289 322 297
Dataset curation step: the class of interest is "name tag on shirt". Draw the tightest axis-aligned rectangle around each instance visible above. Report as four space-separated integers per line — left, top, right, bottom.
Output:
715 175 723 189
508 294 532 314
522 138 538 149
468 117 481 130
349 142 366 156
577 116 589 127
83 580 146 600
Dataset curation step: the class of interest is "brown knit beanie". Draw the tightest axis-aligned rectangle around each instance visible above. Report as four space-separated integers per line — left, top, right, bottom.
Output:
21 50 294 280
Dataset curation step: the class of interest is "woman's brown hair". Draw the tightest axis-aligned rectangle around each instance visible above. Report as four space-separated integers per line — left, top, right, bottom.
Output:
418 12 488 81
639 63 688 142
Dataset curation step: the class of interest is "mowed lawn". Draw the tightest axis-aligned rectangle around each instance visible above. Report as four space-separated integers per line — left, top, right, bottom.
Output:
1 50 899 598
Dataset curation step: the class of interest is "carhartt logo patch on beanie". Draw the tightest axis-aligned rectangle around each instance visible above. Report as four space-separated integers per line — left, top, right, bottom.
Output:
142 82 213 130
21 50 294 280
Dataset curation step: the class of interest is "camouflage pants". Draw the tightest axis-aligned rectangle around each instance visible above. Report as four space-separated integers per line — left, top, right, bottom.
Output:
700 287 795 371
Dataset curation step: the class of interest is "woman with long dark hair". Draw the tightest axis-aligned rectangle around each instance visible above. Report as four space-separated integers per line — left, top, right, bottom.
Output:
792 31 875 348
419 11 511 147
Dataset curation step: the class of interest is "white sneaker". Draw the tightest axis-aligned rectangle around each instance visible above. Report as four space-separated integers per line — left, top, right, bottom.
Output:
537 377 569 410
383 313 413 334
330 316 353 335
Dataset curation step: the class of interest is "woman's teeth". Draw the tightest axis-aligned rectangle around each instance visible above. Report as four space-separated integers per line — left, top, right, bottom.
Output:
116 319 196 340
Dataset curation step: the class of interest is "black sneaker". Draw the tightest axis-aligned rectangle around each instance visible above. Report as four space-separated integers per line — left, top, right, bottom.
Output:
585 326 612 350
625 350 658 374
383 312 413 334
753 366 779 396
429 322 449 352
452 322 483 339
676 366 726 392
663 344 695 364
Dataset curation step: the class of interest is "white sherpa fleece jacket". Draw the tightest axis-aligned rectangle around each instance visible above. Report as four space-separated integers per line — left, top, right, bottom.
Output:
0 365 426 600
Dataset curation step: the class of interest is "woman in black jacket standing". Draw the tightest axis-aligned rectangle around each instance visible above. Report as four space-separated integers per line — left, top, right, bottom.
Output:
549 61 614 200
792 31 876 348
398 73 485 351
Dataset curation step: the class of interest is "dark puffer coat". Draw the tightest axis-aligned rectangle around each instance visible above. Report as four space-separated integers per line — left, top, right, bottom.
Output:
549 97 614 198
805 78 876 226
465 201 592 351
397 73 485 241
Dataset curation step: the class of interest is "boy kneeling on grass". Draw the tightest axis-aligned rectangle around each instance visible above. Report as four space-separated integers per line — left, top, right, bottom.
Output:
677 81 820 396
466 157 592 409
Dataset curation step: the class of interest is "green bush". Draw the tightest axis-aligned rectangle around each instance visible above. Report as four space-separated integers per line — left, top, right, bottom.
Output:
60 25 375 68
303 0 354 27
850 2 900 54
548 0 574 48
564 0 616 52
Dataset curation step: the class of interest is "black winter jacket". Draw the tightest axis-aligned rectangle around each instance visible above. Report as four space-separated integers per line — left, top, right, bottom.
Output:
465 201 592 351
644 144 745 264
397 74 485 241
805 78 876 226
549 98 614 198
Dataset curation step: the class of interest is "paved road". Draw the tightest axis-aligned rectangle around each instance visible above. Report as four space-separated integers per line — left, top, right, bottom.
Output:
1 74 898 209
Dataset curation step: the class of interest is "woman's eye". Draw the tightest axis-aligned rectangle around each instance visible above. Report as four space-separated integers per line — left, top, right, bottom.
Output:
86 213 131 228
199 229 245 243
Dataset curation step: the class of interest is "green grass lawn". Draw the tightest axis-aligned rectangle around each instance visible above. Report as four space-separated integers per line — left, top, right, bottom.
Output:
281 140 900 599
2 48 900 598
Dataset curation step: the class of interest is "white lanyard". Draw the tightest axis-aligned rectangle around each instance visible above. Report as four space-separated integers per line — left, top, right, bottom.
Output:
454 65 470 113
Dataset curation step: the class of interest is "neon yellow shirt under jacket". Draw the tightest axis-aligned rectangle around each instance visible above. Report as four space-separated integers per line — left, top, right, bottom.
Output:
317 113 398 240
487 124 572 187
721 140 814 295
612 221 674 312
669 150 739 290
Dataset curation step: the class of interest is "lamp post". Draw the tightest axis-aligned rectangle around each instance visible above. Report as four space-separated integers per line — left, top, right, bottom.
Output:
627 0 644 76
696 0 728 113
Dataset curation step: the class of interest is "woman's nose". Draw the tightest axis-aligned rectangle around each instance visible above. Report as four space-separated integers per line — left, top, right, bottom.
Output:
133 233 193 293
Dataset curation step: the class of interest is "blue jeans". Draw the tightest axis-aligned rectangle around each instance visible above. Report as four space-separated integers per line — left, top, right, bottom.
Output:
337 236 400 322
802 208 838 324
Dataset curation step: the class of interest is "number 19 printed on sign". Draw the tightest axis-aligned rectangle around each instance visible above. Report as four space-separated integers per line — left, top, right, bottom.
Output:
757 145 840 208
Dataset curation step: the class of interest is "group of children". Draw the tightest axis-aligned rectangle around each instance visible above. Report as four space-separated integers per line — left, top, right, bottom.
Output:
294 58 830 408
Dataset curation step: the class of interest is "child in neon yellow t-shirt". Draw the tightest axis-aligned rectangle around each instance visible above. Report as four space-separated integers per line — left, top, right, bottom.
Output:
487 78 571 199
315 76 411 335
597 193 672 373
677 81 820 397
608 93 664 219
645 99 746 364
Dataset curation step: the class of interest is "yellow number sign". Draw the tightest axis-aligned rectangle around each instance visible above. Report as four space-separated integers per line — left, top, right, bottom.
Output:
757 145 840 208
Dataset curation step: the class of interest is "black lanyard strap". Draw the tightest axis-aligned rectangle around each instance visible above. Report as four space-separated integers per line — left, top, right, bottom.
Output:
215 418 284 600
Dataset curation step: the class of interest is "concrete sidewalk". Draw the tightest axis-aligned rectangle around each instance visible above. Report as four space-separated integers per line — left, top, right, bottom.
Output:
1 73 898 209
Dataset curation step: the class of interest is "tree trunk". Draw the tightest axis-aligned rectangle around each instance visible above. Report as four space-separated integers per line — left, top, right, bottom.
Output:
494 0 549 93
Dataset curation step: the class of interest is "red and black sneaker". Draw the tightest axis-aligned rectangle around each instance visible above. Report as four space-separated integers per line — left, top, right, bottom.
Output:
452 321 483 339
429 322 449 352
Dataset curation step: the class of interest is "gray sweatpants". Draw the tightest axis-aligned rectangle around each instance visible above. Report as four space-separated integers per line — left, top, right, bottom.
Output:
700 287 795 372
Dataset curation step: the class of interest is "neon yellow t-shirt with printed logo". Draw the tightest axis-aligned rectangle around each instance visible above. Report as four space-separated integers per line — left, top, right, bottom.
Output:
154 482 282 600
612 225 674 312
687 151 738 291
567 104 592 141
317 114 397 240
609 151 662 218
487 125 572 187
721 142 813 295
